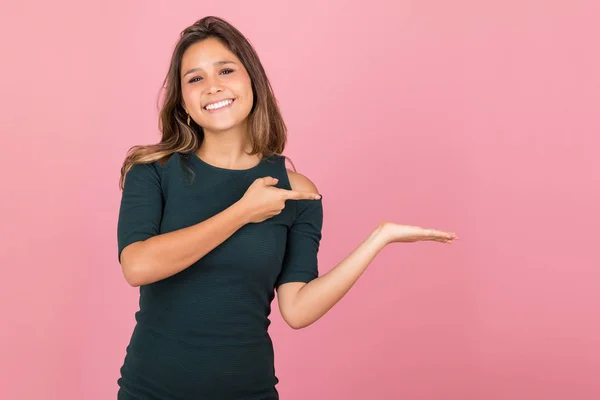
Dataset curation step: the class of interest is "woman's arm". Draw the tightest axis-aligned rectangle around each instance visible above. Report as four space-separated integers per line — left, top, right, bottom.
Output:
120 201 249 287
277 223 388 329
277 172 457 329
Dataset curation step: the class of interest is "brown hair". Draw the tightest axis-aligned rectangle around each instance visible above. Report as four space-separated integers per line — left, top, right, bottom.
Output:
119 16 292 189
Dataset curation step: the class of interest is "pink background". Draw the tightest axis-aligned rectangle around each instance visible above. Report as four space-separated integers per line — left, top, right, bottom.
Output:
2 1 599 399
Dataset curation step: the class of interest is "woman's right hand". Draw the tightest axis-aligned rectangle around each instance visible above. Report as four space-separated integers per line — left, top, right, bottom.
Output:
238 177 321 223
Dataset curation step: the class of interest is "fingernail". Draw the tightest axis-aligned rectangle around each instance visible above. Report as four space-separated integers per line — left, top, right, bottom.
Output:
315 194 321 200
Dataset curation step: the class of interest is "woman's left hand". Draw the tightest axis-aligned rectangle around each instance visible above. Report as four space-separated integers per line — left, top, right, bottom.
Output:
379 222 458 245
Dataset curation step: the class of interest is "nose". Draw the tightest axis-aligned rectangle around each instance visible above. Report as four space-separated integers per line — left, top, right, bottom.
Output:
205 75 223 95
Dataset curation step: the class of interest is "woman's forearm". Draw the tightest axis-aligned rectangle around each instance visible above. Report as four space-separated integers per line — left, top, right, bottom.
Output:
120 201 249 287
289 224 389 328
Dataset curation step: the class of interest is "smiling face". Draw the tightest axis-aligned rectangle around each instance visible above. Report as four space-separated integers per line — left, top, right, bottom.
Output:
180 37 254 135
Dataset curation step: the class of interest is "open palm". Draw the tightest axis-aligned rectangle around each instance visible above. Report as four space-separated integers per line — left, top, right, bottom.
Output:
380 222 458 244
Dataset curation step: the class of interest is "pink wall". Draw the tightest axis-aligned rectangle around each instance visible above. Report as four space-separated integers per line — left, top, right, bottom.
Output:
2 1 598 399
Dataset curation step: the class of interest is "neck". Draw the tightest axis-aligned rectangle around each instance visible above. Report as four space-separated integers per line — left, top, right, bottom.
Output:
196 123 261 169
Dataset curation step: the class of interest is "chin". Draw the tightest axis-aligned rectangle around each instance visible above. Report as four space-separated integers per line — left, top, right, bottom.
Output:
203 120 247 134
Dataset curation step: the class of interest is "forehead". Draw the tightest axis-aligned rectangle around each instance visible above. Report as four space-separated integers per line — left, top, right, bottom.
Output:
181 38 239 70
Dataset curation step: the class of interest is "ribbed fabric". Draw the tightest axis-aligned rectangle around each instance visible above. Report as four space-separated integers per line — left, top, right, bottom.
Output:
116 152 323 400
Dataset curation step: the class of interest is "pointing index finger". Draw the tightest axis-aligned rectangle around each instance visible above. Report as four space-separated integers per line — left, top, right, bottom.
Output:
283 189 321 200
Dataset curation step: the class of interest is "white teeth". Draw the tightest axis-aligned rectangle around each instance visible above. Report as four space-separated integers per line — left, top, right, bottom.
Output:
205 99 233 110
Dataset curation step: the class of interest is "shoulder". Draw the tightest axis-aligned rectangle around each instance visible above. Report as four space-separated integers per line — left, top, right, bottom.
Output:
123 161 162 189
286 168 319 193
128 161 160 176
128 153 181 177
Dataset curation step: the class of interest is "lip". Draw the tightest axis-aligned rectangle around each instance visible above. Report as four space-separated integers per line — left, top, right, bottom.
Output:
203 98 235 113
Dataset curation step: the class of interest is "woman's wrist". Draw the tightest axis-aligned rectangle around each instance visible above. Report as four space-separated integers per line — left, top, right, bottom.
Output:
229 199 252 226
369 222 391 248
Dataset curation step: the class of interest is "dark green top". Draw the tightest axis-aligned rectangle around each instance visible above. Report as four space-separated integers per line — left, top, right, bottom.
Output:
116 152 323 400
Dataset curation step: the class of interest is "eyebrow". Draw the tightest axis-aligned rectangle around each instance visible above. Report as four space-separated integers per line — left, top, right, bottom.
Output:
182 61 236 77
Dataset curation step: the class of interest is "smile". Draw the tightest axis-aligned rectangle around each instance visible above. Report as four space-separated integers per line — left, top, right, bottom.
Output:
204 99 235 112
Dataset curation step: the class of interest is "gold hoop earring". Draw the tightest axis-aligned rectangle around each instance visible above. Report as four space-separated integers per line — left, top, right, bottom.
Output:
187 114 191 126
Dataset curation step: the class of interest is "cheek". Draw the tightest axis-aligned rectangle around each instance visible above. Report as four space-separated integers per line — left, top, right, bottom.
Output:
237 79 254 110
180 87 196 110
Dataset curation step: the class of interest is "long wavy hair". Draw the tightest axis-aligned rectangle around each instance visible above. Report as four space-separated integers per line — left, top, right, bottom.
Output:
119 16 292 189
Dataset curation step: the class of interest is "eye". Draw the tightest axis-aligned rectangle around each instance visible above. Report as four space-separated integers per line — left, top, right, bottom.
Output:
188 76 202 83
220 68 234 75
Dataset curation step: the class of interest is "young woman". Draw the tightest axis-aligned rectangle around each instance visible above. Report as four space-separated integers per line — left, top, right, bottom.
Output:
116 16 458 400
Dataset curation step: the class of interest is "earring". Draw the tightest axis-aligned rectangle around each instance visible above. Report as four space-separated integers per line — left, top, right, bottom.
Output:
187 114 191 126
